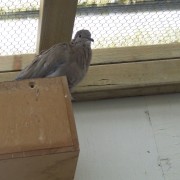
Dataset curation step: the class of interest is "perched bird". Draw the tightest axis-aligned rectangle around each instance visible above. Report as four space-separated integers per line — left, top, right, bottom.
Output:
16 29 94 92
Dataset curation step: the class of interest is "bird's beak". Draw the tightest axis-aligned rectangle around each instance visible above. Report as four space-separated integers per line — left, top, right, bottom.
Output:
87 37 94 42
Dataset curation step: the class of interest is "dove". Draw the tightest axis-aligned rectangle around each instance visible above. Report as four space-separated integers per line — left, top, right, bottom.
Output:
15 29 94 92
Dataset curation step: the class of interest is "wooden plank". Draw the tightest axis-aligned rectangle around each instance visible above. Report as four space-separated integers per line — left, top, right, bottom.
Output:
0 77 78 156
0 54 35 72
0 71 17 82
37 0 78 52
73 84 180 101
1 44 180 72
75 59 180 92
72 59 180 100
61 77 79 150
92 44 180 65
0 151 78 180
1 59 180 101
0 77 79 179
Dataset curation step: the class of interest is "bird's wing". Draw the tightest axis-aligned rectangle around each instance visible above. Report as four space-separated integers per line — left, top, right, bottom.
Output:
16 43 70 80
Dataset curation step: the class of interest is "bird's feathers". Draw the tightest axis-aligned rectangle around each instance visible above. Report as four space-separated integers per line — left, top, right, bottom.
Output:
16 43 69 80
15 29 93 90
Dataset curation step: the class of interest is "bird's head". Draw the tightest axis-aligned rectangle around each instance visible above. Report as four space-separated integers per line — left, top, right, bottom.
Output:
73 29 94 46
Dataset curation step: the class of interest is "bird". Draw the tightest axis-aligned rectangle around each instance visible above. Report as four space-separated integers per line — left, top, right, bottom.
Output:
15 29 94 92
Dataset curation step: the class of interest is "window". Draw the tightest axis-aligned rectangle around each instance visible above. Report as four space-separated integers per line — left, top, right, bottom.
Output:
0 0 180 100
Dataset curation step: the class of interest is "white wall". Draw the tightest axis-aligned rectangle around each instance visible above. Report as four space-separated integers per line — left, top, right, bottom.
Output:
73 93 180 180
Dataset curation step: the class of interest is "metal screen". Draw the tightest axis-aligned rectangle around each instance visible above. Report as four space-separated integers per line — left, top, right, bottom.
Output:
0 0 180 55
0 0 40 55
74 0 180 49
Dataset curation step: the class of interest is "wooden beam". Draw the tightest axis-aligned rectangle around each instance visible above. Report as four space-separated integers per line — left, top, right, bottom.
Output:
72 58 180 100
92 44 180 65
0 54 35 72
74 59 180 92
1 44 180 72
1 59 180 101
37 0 78 52
73 84 180 101
0 71 18 82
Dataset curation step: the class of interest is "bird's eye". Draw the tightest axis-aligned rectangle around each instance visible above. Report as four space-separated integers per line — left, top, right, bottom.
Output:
79 34 81 38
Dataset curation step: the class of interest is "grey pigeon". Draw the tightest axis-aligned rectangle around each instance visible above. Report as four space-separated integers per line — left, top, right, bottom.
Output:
16 29 94 92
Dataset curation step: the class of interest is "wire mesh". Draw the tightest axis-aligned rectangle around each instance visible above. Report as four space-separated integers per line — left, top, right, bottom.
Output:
0 0 40 55
74 0 180 49
0 0 180 55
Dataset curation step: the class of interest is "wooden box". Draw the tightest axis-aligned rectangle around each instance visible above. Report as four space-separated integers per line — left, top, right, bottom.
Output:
0 77 79 180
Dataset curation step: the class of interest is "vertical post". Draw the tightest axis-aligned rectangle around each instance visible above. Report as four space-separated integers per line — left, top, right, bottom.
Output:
37 0 78 53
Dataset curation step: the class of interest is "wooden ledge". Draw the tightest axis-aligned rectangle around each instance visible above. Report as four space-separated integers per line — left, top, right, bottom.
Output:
72 58 180 100
1 58 180 101
1 44 180 72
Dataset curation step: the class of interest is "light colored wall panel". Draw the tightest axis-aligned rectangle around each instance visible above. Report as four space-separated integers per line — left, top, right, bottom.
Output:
145 94 180 180
73 98 164 180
